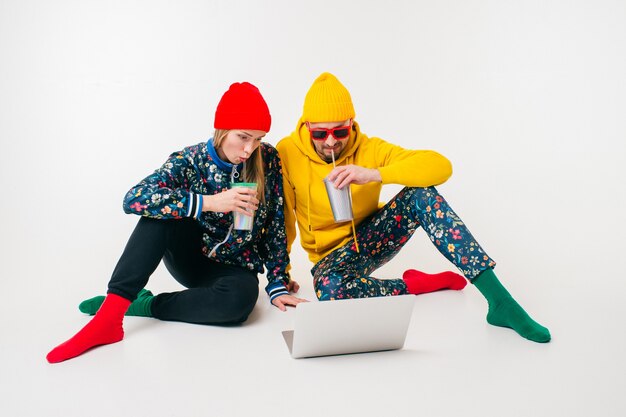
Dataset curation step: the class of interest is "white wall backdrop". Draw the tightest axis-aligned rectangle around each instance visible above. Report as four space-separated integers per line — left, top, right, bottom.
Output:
1 1 625 416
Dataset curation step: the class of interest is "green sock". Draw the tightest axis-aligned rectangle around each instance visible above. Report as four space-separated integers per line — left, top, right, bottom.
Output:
473 269 551 343
79 289 154 317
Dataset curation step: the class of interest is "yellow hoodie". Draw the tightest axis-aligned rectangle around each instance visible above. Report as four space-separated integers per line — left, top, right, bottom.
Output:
276 118 453 266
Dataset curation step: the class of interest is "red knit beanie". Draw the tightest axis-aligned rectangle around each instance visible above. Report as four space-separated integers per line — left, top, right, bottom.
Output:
214 82 271 132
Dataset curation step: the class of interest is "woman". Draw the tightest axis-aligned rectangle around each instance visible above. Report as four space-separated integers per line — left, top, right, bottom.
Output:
47 82 305 364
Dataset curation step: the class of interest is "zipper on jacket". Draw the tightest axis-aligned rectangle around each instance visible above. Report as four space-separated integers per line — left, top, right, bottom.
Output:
231 165 240 183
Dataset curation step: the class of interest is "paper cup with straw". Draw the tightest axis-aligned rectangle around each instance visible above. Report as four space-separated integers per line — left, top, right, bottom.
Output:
323 150 353 223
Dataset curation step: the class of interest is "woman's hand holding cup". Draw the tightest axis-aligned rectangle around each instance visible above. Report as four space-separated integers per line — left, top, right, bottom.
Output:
202 186 258 215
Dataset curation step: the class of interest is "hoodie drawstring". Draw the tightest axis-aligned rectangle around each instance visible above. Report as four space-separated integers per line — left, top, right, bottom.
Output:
347 155 360 253
351 218 360 253
306 161 312 233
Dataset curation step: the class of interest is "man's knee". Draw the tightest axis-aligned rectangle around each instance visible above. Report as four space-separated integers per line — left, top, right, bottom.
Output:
405 186 437 199
402 186 447 214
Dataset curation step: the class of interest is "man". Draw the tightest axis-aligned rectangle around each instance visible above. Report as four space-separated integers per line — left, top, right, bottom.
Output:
273 72 550 343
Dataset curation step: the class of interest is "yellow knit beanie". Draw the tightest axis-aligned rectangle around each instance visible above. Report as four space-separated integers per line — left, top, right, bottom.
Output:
302 72 355 122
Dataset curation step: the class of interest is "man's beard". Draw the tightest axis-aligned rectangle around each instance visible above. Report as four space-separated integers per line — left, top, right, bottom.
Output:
321 146 340 163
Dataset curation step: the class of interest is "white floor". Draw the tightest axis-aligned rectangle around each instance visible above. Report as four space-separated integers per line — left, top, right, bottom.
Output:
3 208 626 417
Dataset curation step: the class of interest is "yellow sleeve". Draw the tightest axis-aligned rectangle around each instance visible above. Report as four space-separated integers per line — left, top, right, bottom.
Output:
373 138 453 186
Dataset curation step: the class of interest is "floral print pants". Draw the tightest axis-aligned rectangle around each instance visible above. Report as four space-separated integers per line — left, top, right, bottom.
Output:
311 187 496 300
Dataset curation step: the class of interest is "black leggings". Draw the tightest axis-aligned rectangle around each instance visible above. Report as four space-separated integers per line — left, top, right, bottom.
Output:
107 217 259 325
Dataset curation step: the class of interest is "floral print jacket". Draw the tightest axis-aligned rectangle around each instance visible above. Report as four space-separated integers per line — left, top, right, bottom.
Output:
122 139 291 299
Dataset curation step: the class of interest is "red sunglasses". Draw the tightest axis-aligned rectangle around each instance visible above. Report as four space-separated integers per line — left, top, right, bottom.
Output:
306 120 352 141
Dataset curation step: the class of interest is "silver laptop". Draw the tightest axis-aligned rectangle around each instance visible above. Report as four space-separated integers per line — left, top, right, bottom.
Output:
282 295 415 359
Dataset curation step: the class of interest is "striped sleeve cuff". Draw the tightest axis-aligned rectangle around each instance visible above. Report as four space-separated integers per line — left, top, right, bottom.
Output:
187 192 203 219
266 281 289 303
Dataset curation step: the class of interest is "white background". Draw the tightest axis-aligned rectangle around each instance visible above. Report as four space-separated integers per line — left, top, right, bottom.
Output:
1 1 625 416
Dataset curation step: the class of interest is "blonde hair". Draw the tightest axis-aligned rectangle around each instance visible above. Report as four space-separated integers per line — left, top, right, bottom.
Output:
213 129 266 204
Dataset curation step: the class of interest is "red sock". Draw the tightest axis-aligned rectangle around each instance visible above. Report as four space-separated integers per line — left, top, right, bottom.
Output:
46 294 131 363
402 269 467 295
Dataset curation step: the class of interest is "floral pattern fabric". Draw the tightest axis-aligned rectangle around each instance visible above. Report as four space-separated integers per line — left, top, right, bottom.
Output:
311 186 496 300
123 141 291 292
